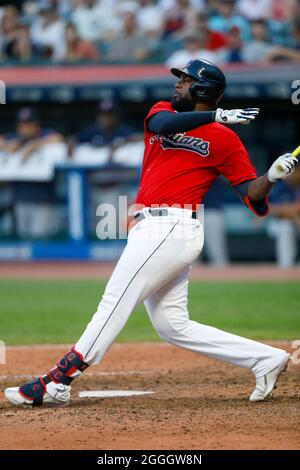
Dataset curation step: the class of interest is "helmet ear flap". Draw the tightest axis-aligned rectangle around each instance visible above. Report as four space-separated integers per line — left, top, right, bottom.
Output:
189 82 210 103
189 82 197 101
189 81 225 105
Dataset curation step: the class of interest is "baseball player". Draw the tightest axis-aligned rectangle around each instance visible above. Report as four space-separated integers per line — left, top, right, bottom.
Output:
5 59 297 407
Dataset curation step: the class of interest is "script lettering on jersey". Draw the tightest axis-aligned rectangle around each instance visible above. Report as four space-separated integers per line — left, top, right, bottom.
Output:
150 133 210 157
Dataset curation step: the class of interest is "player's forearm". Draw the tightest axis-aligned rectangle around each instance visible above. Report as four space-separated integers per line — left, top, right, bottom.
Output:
246 175 273 201
147 111 215 134
148 108 260 134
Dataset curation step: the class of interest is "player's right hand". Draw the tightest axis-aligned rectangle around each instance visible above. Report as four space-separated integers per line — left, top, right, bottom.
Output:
215 108 260 125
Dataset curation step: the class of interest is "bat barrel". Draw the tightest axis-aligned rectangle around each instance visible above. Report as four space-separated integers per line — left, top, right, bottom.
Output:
291 145 300 159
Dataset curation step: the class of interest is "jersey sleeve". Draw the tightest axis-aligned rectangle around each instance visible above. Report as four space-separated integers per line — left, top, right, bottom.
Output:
217 128 269 217
217 129 256 185
144 101 174 131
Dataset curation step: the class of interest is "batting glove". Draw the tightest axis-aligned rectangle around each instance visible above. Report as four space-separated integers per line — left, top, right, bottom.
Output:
215 108 260 125
267 153 298 182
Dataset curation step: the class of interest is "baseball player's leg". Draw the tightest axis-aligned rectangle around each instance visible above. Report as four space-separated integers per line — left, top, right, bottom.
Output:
5 214 203 406
145 270 288 379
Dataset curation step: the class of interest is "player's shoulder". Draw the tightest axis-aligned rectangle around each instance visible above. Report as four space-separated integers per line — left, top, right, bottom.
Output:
144 101 175 125
147 101 174 114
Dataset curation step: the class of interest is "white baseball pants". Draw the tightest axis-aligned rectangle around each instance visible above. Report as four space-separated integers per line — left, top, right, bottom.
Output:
75 208 287 378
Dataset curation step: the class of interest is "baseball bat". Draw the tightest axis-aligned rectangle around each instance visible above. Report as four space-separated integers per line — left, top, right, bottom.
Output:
276 144 300 170
292 145 300 159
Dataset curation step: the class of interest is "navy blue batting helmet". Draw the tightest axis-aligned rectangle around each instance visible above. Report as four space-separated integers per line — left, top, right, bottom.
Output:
171 59 226 105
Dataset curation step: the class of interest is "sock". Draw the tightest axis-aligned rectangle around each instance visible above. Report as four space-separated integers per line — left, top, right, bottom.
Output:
43 346 89 386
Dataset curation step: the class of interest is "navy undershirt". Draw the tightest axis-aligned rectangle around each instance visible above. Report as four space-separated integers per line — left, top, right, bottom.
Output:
147 111 215 134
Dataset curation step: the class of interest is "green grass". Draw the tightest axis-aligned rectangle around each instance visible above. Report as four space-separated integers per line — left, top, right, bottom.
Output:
0 280 299 345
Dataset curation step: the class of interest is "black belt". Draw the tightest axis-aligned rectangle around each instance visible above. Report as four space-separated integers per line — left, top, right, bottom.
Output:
134 208 198 222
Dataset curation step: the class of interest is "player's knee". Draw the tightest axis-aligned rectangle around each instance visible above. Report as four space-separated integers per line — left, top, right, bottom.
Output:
152 316 188 343
155 324 172 342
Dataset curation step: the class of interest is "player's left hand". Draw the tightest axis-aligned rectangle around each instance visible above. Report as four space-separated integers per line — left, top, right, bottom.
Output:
215 108 260 125
267 153 298 182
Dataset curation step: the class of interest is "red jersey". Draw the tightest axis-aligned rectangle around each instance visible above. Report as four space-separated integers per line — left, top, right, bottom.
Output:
136 101 261 213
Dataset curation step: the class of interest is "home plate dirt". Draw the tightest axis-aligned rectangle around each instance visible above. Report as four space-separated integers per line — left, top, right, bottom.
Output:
0 342 299 450
79 390 154 398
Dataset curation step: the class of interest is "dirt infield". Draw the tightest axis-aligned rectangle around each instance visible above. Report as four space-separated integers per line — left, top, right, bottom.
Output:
0 261 300 280
0 343 299 450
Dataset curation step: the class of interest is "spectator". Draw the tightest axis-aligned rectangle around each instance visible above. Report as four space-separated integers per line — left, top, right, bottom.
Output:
0 107 64 239
165 34 219 68
39 0 73 18
14 25 34 62
242 18 276 62
292 0 300 18
159 0 204 12
193 13 228 51
0 5 33 62
105 9 159 62
219 18 300 64
30 4 66 61
265 45 300 62
0 5 22 60
64 22 99 62
217 25 243 63
161 0 203 38
71 0 119 42
136 0 164 38
291 18 300 49
271 0 298 21
209 0 251 41
237 0 272 20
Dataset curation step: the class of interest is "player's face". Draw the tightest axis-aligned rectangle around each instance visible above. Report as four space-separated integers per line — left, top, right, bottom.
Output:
171 73 196 112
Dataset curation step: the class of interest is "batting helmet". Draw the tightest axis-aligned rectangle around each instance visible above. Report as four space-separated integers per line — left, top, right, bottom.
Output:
171 59 226 105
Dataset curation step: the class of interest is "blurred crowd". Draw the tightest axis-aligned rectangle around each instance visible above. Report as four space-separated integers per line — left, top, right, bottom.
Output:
0 0 300 65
